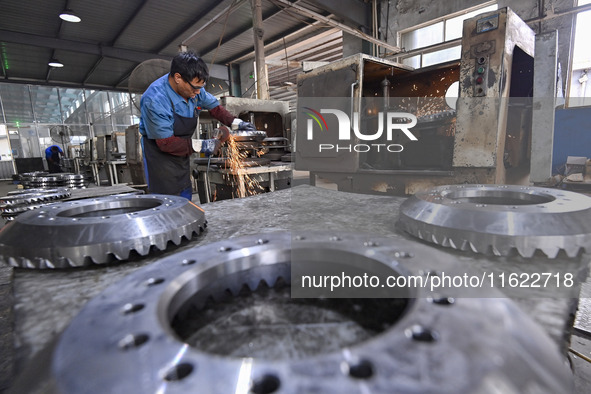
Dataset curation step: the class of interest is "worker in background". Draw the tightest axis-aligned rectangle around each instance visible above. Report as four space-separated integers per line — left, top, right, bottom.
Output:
45 145 63 173
139 51 255 200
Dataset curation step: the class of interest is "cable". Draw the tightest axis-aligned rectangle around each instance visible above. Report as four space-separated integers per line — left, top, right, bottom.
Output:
569 347 591 364
210 0 237 68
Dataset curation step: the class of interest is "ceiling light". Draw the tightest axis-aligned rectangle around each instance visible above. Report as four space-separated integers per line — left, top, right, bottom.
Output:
59 9 81 23
48 59 64 68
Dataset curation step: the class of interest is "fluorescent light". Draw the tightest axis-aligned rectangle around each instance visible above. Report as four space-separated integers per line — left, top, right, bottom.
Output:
59 9 81 23
48 59 64 67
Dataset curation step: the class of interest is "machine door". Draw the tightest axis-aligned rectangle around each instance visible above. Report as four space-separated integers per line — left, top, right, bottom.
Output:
296 65 359 172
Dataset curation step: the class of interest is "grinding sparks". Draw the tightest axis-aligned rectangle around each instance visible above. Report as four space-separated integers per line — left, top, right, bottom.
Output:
224 137 264 199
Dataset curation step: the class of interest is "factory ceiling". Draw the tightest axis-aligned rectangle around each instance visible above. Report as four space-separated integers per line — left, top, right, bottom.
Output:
0 0 369 93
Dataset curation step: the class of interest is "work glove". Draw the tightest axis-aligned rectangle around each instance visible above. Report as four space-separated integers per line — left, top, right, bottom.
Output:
231 118 256 131
192 139 222 157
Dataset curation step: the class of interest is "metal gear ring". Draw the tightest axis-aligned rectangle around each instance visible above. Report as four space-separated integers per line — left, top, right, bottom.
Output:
1 188 72 221
0 194 207 269
398 184 591 258
0 188 70 207
46 232 571 393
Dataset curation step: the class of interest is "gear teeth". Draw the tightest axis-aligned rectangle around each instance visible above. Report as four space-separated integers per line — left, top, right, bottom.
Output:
468 242 479 253
153 237 168 251
111 248 131 261
133 244 150 256
66 258 78 268
25 259 38 269
0 195 207 269
540 245 560 259
517 245 536 258
7 257 19 267
491 245 502 257
565 246 581 259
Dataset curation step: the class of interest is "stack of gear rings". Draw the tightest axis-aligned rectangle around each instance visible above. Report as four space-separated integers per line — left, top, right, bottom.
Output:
0 193 207 268
11 231 573 393
19 172 86 189
0 188 71 221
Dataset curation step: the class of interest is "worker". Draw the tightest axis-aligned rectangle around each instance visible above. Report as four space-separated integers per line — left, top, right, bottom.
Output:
139 51 255 200
45 145 63 173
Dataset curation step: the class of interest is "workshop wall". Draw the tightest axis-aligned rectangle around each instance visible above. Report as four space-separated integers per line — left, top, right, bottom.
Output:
382 0 575 93
552 106 591 174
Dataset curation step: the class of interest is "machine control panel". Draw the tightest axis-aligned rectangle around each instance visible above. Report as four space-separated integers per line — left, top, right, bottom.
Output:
469 41 496 97
473 55 489 96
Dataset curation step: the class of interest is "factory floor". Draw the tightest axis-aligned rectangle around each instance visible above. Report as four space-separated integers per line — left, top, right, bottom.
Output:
1 178 591 392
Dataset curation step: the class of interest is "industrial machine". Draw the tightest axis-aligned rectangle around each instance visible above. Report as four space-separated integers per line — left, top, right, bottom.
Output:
296 8 539 195
82 132 135 186
193 97 293 203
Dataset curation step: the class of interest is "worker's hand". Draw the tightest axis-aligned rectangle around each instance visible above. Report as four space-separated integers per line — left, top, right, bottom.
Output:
214 126 231 143
197 139 222 156
238 121 256 131
231 118 256 131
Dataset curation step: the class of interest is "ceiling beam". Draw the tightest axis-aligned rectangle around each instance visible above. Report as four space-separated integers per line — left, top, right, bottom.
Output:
84 1 150 85
229 21 332 64
198 0 304 59
270 0 401 54
0 77 129 92
111 0 150 47
83 57 105 84
303 0 370 28
181 0 249 47
0 29 171 63
154 0 233 53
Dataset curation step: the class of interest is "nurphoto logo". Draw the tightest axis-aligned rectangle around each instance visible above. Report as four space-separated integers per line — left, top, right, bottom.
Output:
303 107 419 153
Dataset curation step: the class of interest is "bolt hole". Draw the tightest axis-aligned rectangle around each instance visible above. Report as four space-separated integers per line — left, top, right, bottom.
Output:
294 235 305 241
163 363 194 382
346 359 374 379
118 333 149 350
256 239 269 245
219 246 232 252
251 374 281 394
121 303 144 314
364 241 379 247
429 297 455 306
182 259 196 265
146 278 165 286
329 236 342 241
420 269 439 277
406 325 438 342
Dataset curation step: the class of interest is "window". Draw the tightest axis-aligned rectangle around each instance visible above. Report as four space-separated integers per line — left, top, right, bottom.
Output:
568 0 591 107
398 2 498 68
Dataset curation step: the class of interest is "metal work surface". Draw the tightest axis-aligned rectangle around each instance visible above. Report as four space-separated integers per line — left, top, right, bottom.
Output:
399 184 591 258
24 232 572 393
4 185 586 391
0 194 206 268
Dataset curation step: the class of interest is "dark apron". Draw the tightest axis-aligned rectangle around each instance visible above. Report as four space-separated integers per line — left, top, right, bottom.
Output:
143 101 198 195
